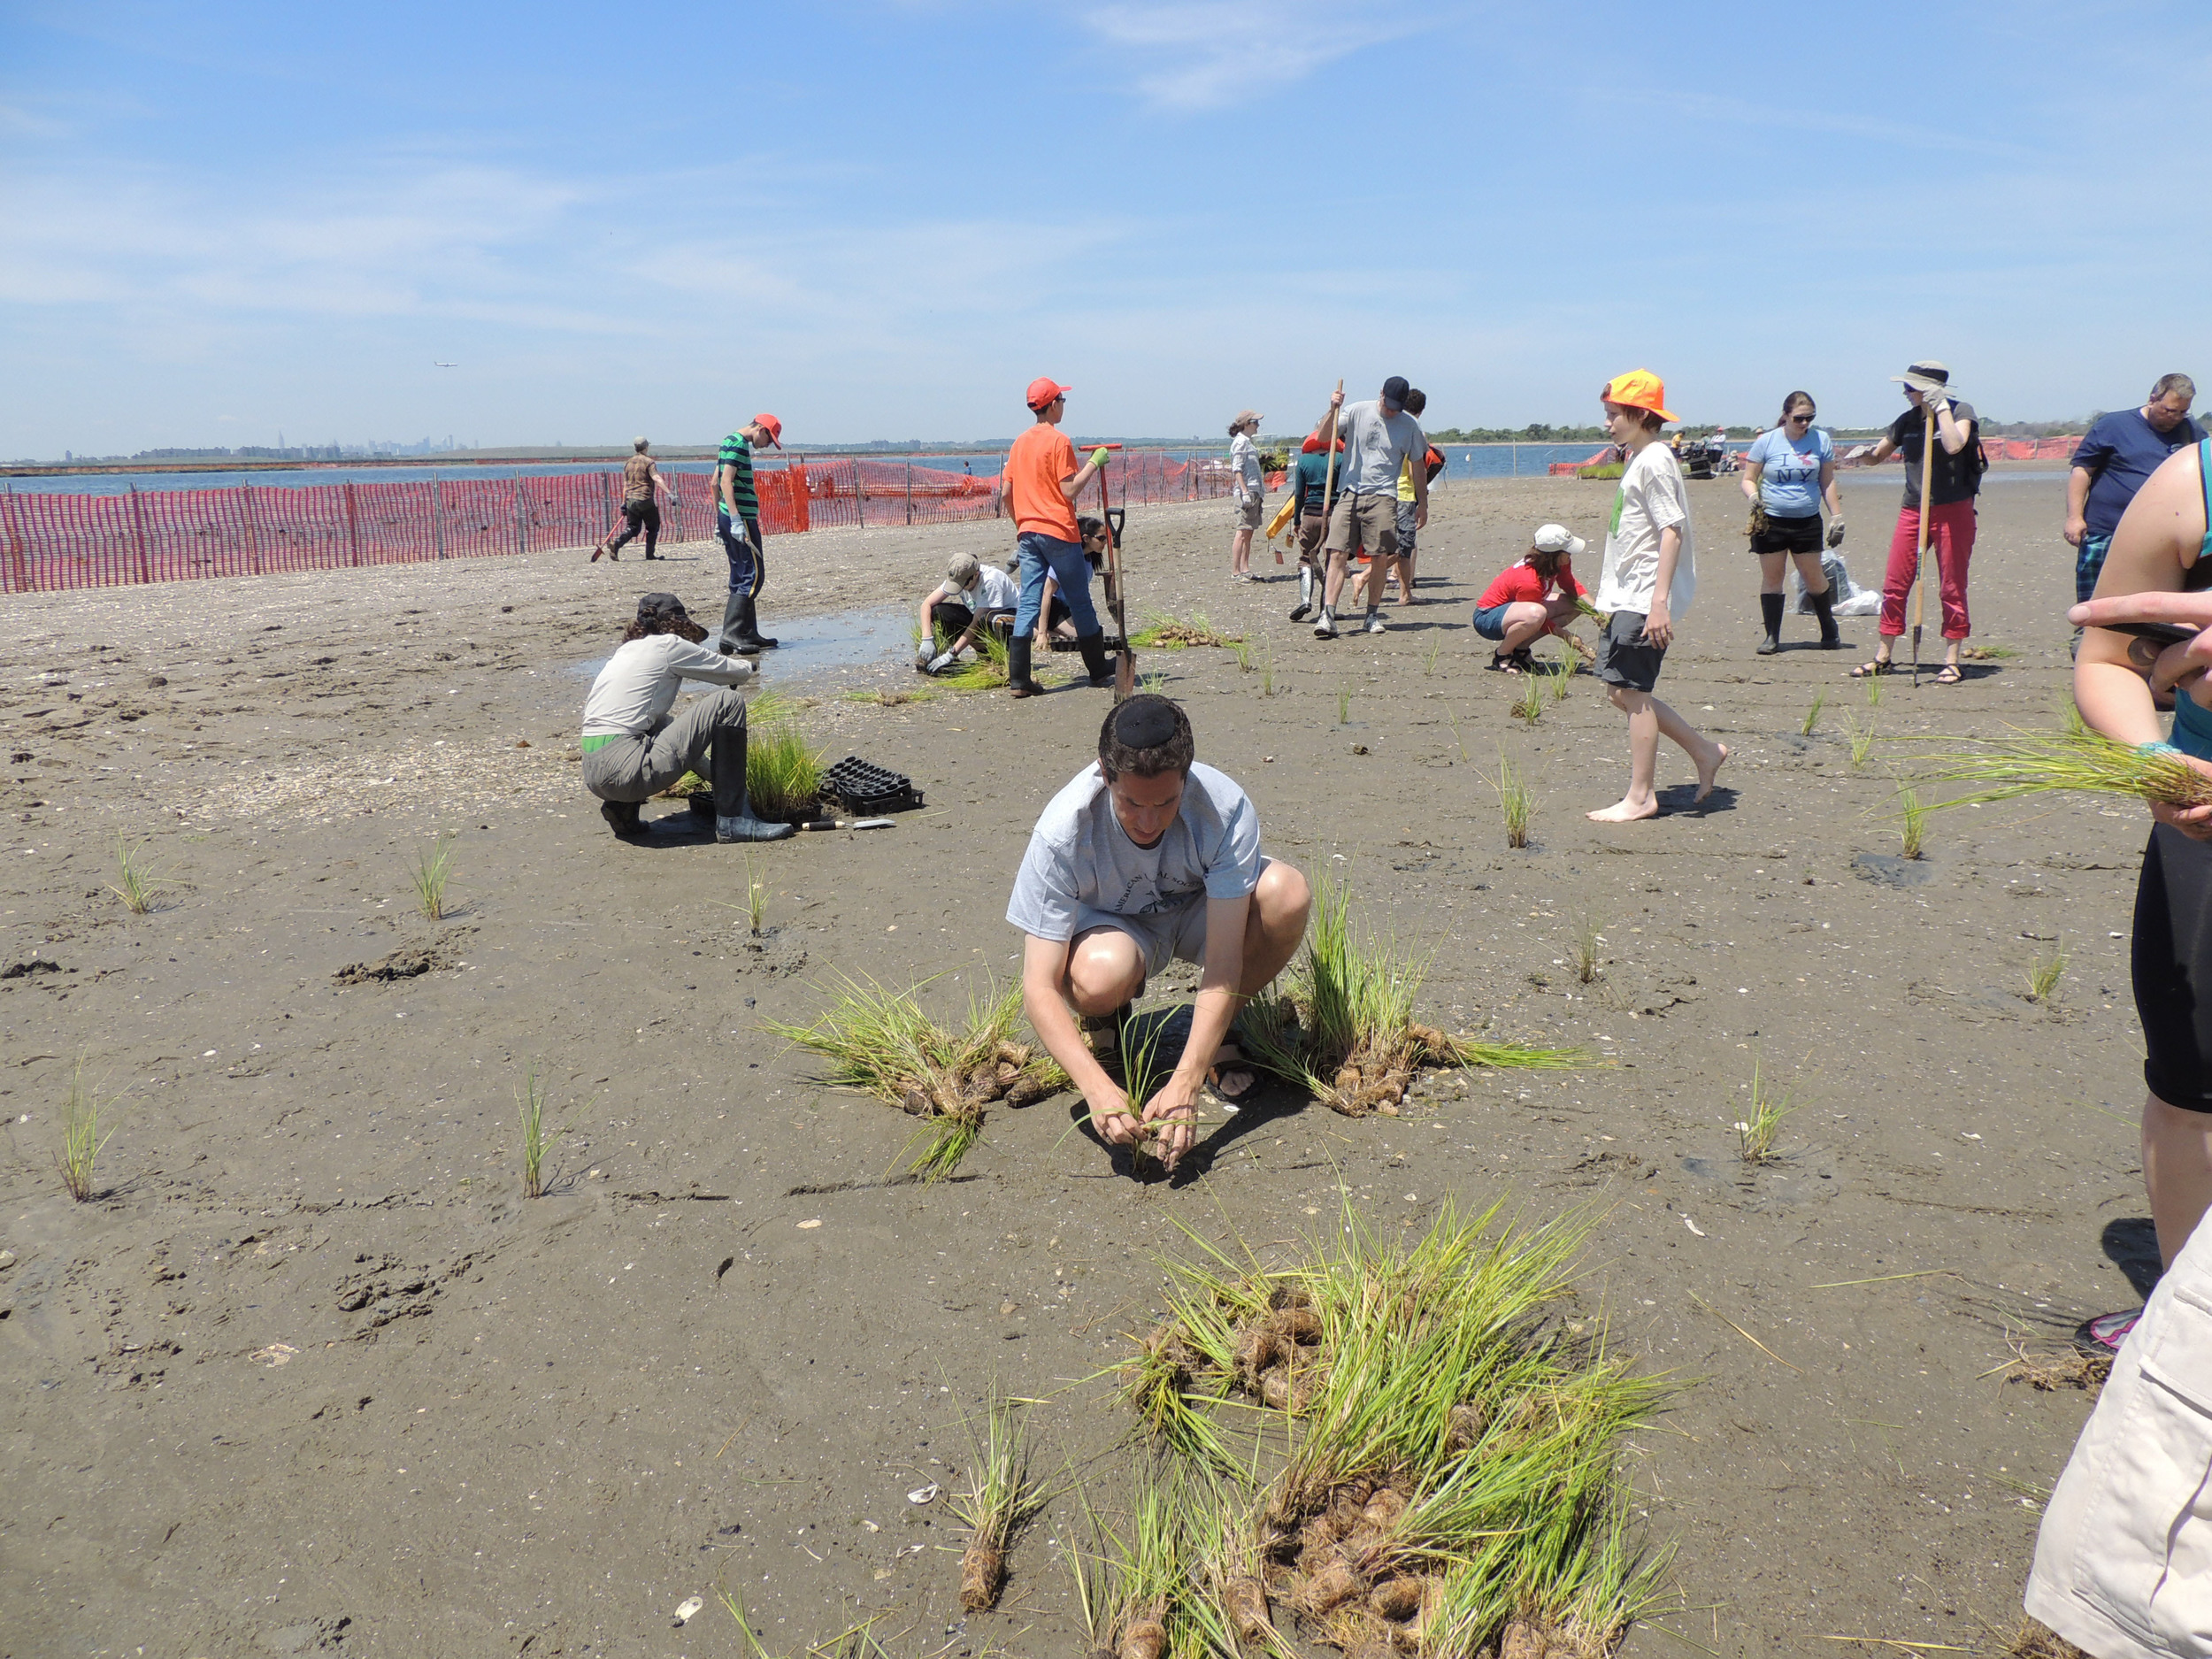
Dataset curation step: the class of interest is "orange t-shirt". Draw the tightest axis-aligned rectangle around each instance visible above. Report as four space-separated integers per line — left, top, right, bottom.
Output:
1004 425 1081 541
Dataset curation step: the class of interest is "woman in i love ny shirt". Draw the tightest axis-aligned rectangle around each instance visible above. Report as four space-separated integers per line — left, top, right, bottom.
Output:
1740 390 1844 654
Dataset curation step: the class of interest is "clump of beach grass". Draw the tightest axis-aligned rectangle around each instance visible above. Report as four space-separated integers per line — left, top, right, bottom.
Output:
58 1054 116 1202
764 974 1069 1180
410 833 457 920
110 834 165 915
718 1593 891 1659
1336 683 1352 724
1898 786 1928 859
1843 710 1878 768
1511 672 1544 724
1801 687 1826 737
1547 654 1577 702
1130 613 1242 649
2027 937 2068 1003
1114 1202 1671 1659
1571 911 1602 985
1237 874 1576 1118
1863 668 1884 708
1734 1056 1795 1163
516 1063 572 1198
1260 647 1275 697
1232 638 1254 673
1487 755 1534 849
1423 634 1442 676
742 853 765 935
950 1387 1048 1612
1905 722 2212 810
744 693 826 818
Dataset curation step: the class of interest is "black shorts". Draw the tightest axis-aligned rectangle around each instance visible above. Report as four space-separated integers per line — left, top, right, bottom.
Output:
1751 511 1822 556
1595 609 1665 693
2134 825 2212 1110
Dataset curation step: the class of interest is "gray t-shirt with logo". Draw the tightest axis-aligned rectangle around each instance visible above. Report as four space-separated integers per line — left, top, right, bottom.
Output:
1334 399 1426 496
1006 762 1262 941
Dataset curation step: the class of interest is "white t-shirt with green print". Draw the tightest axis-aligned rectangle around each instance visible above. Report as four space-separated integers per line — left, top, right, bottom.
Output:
1594 441 1697 618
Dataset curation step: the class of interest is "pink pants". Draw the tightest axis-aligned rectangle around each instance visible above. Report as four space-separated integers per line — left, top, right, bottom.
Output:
1878 500 1977 641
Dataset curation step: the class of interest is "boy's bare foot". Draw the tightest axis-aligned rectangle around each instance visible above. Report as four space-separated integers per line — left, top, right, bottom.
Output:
1694 743 1732 803
1587 795 1661 823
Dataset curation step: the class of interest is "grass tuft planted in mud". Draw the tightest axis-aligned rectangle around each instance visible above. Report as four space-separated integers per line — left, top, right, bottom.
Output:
765 975 1070 1180
1237 874 1576 1118
949 1387 1048 1612
1104 1202 1671 1659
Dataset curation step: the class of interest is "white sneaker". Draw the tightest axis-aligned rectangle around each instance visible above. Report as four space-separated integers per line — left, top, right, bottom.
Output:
1314 610 1337 639
1364 613 1386 634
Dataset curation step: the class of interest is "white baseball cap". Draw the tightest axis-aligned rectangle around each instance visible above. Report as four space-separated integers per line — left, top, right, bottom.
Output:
1532 524 1586 557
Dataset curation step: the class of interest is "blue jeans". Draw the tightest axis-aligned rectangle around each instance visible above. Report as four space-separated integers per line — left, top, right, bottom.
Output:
2076 533 2111 604
1014 532 1099 638
718 512 762 595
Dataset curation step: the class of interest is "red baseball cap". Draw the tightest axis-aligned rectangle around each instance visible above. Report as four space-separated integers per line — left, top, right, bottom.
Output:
1025 377 1071 411
750 412 783 449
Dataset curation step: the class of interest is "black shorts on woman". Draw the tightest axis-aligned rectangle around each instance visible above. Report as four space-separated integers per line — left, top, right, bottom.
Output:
1750 512 1823 557
2135 824 2212 1110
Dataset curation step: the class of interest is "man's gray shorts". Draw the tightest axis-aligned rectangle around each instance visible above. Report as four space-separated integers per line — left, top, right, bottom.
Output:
580 687 748 804
1069 859 1271 978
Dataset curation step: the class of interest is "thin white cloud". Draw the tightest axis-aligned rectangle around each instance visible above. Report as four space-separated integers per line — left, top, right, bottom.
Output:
1080 2 1424 110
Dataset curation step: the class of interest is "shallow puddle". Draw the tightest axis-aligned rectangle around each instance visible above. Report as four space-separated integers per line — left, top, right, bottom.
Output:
567 603 914 686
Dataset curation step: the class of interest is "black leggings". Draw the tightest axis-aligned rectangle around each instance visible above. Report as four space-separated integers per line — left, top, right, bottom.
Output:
2134 824 2212 1110
606 502 660 557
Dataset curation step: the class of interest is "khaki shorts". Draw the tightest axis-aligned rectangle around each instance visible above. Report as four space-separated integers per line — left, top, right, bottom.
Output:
1297 511 1328 563
1325 492 1398 559
1235 494 1263 529
2025 1215 2212 1658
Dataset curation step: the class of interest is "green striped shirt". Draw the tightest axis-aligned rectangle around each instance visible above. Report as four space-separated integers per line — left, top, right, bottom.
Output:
716 431 760 518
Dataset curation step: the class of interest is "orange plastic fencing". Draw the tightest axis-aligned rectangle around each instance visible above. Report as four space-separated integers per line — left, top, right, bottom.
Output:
0 451 1246 594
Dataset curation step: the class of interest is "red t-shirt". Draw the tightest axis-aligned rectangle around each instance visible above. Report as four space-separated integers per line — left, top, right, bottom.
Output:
1004 426 1081 541
1478 558 1586 610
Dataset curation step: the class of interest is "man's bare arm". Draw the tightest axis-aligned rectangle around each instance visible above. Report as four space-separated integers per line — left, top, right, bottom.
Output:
1021 933 1134 1141
1140 893 1252 1168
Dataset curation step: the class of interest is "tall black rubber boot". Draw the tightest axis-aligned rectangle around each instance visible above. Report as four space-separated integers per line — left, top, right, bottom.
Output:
1007 634 1041 699
1076 631 1115 687
718 588 750 655
710 720 793 842
1757 592 1785 654
733 595 779 651
1809 585 1840 649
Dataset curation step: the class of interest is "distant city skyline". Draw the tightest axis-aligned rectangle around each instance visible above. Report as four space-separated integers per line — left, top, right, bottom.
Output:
5 3 2208 458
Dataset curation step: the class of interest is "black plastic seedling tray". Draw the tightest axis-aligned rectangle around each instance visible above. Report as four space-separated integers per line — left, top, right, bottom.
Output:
820 756 925 815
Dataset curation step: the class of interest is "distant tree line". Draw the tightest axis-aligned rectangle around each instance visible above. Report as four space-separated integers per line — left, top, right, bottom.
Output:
1426 423 1611 444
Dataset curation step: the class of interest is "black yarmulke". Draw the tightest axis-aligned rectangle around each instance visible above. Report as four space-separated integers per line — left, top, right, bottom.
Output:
1112 695 1179 749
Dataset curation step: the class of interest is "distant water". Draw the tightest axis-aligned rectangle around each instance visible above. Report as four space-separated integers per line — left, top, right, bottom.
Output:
5 442 1686 496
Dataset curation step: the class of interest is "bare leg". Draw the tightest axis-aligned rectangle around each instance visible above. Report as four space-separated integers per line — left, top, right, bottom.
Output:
1231 524 1254 576
1497 602 1552 655
1064 929 1147 1014
2142 1090 2212 1267
1757 550 1788 595
1323 548 1350 611
1398 551 1417 603
1790 549 1830 597
1588 688 1729 820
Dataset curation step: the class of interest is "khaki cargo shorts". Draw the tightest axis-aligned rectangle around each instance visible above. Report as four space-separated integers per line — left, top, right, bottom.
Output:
1325 491 1398 559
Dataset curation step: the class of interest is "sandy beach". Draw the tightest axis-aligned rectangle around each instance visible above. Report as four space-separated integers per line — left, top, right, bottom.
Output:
0 468 2138 1657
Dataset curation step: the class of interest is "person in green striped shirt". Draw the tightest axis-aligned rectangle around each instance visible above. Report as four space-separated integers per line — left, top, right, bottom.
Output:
717 412 783 654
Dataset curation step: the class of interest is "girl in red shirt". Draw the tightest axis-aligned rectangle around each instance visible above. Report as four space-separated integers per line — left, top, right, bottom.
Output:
1472 524 1590 672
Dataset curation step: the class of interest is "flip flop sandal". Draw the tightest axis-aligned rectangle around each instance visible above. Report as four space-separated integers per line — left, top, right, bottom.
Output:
2075 1308 2140 1355
1850 659 1894 678
1933 664 1962 685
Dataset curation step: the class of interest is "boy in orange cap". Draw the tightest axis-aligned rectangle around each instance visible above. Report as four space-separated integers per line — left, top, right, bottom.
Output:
1003 379 1115 697
1586 370 1729 822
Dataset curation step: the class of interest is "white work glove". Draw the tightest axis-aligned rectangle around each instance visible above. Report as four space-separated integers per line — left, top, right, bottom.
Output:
1921 394 1949 419
927 651 956 674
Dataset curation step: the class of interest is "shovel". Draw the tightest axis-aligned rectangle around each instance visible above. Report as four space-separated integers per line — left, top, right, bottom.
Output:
1094 445 1135 700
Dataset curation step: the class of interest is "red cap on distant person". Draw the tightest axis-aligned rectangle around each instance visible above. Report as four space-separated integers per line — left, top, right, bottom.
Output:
751 413 783 449
1026 378 1072 411
1601 370 1678 423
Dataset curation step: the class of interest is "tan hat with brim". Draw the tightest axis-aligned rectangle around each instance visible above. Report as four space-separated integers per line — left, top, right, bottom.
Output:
1892 360 1956 397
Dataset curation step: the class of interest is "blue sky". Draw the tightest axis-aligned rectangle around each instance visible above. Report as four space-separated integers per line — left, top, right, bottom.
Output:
4 2 2208 456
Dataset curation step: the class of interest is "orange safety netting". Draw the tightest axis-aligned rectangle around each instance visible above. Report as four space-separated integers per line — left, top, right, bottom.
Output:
0 451 1245 594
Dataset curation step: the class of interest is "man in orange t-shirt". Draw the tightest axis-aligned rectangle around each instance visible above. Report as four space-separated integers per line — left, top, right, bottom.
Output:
1004 377 1114 697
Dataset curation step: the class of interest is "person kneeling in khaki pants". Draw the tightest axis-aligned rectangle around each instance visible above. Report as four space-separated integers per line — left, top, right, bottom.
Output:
579 591 795 844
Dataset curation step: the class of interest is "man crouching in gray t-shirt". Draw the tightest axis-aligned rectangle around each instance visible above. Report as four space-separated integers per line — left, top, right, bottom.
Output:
1007 695 1312 1171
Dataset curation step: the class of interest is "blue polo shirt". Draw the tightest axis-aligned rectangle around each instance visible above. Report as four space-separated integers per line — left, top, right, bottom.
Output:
2076 407 2207 539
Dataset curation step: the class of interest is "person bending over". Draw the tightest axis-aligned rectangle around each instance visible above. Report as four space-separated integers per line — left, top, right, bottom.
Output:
1009 696 1311 1172
1473 524 1590 673
918 551 1019 672
580 592 795 844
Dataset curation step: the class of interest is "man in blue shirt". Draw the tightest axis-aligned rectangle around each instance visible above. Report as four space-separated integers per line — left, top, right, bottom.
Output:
2067 373 2201 604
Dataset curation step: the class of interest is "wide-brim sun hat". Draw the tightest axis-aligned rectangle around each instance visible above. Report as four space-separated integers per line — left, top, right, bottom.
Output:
1601 369 1678 423
1892 360 1957 397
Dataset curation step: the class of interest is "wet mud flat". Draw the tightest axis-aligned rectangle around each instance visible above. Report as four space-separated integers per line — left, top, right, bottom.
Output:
0 476 2149 1655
